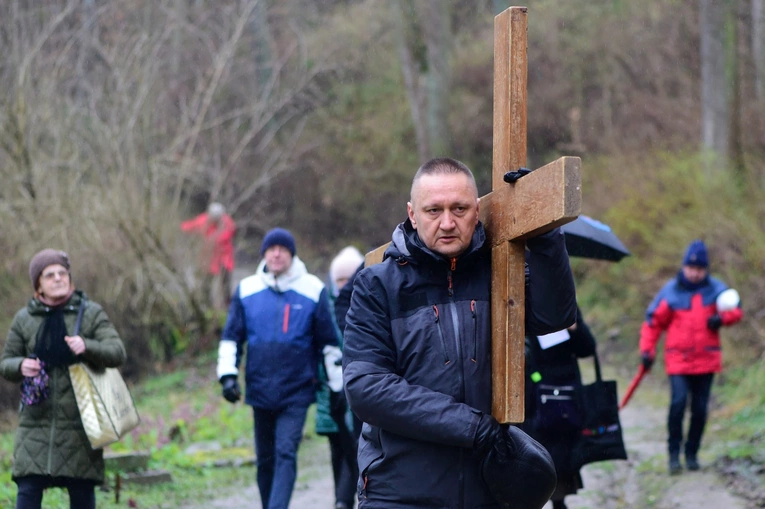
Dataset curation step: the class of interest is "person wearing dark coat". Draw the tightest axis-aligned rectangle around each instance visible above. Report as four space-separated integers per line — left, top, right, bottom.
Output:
342 158 577 509
333 259 365 438
314 246 365 509
0 249 127 509
333 261 363 339
522 306 596 509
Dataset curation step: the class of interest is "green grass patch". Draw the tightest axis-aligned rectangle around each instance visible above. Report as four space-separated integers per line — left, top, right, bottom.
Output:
713 361 765 461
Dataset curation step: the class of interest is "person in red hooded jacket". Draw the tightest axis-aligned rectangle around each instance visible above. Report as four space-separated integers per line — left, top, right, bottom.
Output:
181 202 236 307
639 239 743 475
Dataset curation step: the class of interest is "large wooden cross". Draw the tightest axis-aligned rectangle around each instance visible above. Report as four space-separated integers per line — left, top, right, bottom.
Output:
364 7 581 423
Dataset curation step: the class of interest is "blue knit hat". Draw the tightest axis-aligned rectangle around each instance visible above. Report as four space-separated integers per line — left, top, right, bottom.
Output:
261 228 296 257
682 239 708 268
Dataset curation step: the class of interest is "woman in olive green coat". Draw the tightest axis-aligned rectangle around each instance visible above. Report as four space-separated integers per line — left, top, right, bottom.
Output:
0 249 126 509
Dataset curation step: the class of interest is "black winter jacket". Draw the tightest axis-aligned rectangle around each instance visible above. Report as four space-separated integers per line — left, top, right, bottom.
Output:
523 306 596 484
342 219 577 509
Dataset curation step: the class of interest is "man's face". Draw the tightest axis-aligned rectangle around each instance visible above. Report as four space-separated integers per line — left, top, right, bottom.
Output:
683 265 708 284
38 263 71 300
264 245 293 277
407 173 479 259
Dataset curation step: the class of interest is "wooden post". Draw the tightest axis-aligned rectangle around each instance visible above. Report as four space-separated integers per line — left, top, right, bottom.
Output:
490 6 528 424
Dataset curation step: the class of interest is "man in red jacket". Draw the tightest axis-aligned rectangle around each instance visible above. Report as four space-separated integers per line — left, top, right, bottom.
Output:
181 202 236 307
639 239 743 474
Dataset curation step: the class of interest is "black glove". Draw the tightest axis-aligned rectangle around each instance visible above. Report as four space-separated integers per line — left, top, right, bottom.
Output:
481 424 557 509
503 167 532 183
329 389 347 424
707 315 723 331
641 352 654 371
474 413 502 455
220 375 241 403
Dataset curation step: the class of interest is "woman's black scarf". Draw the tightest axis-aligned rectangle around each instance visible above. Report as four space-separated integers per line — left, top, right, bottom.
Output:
34 307 77 368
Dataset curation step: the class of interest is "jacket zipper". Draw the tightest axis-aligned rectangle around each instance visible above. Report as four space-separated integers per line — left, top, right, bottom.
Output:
471 300 477 363
449 301 464 402
447 257 456 297
448 257 465 509
432 305 450 365
283 303 290 333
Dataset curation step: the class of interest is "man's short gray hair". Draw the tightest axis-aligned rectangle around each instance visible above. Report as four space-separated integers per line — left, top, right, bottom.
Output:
410 158 478 202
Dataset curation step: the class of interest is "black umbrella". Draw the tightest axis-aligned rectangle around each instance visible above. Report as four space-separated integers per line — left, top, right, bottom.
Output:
560 215 630 262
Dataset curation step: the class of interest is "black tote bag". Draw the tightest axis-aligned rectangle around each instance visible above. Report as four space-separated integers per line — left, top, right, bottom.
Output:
571 348 628 470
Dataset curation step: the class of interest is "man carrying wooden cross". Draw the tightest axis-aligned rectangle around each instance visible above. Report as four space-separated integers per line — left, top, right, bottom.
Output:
342 157 577 509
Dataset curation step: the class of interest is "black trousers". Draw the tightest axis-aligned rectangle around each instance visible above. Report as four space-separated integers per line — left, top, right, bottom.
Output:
668 373 714 458
327 432 358 507
15 475 96 509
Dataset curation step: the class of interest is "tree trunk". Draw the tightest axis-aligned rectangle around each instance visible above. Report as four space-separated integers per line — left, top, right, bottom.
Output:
730 0 746 179
418 0 452 158
392 0 429 163
700 0 730 167
392 0 452 163
753 0 765 100
250 0 274 99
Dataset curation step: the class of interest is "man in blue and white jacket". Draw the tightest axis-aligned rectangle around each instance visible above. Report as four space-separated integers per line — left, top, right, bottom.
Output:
217 227 339 509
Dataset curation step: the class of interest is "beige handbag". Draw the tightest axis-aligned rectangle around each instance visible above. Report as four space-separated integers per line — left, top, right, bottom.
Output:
68 303 140 449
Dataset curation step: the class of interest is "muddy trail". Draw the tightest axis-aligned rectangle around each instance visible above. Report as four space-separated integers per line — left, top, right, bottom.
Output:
190 267 762 508
192 375 761 509
549 401 748 509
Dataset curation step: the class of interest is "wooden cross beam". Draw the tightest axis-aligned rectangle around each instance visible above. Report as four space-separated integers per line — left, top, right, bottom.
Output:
364 7 581 424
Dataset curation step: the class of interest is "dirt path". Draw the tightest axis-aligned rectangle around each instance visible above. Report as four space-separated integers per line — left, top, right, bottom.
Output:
198 473 335 509
188 269 755 508
196 392 750 509
200 269 752 509
548 401 748 509
190 440 337 508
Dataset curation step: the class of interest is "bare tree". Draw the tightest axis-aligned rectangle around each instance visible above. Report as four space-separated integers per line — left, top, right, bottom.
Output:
753 0 765 100
0 0 340 367
392 0 453 163
701 0 730 165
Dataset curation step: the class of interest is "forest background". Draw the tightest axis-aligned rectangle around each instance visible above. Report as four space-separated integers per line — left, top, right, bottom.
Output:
0 0 763 420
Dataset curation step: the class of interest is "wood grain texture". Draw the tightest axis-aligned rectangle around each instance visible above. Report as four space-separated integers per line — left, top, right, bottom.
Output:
491 6 528 423
482 156 581 246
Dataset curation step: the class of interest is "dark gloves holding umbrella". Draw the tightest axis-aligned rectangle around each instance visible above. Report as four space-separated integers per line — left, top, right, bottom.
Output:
475 414 557 509
220 375 241 403
621 351 655 410
640 352 654 371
